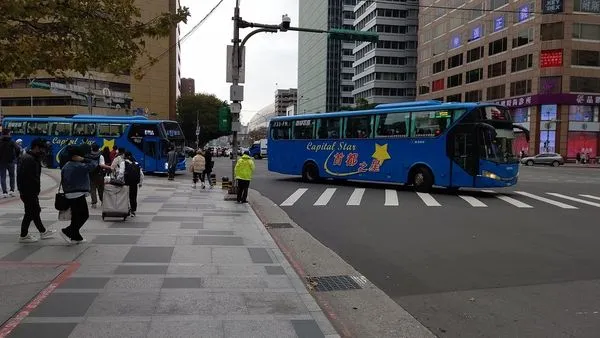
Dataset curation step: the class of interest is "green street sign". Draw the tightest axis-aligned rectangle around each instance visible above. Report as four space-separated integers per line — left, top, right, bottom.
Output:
218 105 231 132
29 81 50 89
328 29 378 42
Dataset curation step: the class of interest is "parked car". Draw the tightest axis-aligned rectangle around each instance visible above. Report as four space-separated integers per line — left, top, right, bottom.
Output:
520 153 564 167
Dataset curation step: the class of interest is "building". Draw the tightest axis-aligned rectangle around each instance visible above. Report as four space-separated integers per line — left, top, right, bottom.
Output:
352 0 419 105
0 0 181 120
274 89 298 116
286 104 296 116
248 103 276 131
298 0 356 114
180 78 195 96
416 0 600 160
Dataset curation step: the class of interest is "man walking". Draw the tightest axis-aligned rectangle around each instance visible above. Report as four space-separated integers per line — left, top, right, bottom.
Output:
124 151 143 217
17 138 55 242
203 147 214 189
167 145 177 180
234 151 255 203
0 130 18 198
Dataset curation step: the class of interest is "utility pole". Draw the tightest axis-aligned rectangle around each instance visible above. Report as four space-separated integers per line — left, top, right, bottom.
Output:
229 0 241 195
196 110 200 148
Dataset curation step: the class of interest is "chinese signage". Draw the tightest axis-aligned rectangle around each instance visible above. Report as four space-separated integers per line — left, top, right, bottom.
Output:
471 25 483 41
540 49 563 68
493 94 600 107
577 0 600 13
518 4 531 22
432 79 444 92
542 0 563 13
305 142 392 177
494 15 505 31
450 35 461 49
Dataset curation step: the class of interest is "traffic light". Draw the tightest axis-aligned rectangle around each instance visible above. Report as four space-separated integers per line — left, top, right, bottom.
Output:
218 105 231 132
29 81 50 89
328 29 378 42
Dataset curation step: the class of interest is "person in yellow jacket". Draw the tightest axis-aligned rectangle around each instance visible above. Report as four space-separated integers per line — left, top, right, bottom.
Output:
234 151 255 203
190 149 206 189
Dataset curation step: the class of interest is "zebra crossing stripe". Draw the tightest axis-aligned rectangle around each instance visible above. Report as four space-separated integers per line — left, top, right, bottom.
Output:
280 188 308 206
514 191 578 209
416 192 441 206
482 190 533 208
580 194 600 201
547 193 600 208
314 188 336 206
384 189 398 206
458 195 487 207
347 188 365 206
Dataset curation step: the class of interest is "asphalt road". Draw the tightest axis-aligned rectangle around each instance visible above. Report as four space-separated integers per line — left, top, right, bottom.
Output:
213 157 600 337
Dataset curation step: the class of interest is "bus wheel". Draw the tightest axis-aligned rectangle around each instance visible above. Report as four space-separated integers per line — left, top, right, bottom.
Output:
411 166 433 192
302 162 320 183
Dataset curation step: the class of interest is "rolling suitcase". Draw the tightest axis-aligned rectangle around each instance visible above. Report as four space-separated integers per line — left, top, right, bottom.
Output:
102 184 130 221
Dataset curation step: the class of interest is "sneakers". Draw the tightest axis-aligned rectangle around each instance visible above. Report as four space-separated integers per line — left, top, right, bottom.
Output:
130 211 136 217
192 183 197 189
1 193 7 199
8 191 15 197
209 185 214 189
19 234 38 243
91 203 97 209
59 229 72 244
72 238 87 245
40 229 56 239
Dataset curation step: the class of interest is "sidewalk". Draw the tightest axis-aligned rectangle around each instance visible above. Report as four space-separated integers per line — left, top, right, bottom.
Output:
0 174 338 337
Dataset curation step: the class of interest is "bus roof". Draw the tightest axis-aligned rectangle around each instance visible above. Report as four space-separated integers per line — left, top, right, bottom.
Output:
272 101 484 121
2 116 174 124
374 100 444 109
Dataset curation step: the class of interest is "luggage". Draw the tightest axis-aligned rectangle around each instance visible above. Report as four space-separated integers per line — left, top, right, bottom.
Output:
102 184 130 221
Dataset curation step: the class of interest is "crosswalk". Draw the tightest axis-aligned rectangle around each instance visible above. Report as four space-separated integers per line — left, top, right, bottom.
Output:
279 187 600 210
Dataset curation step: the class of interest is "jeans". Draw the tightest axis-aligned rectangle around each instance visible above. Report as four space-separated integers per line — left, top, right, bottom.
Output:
63 196 88 241
90 178 104 205
168 167 175 180
0 162 15 193
128 184 138 212
236 179 250 202
202 170 213 186
20 195 46 237
192 172 202 184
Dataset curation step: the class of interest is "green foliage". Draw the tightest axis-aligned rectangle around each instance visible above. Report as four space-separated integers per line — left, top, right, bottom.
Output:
340 98 377 111
0 0 190 83
177 93 230 147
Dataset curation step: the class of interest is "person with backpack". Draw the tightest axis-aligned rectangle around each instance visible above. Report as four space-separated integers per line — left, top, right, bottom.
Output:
0 129 19 198
123 151 143 217
86 144 112 208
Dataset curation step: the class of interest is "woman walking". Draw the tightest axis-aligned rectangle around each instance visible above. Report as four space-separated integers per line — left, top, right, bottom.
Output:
202 147 214 189
191 149 206 189
59 146 97 244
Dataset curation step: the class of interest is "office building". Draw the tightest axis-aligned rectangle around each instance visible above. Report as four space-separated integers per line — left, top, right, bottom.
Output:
352 0 419 105
180 78 195 96
0 0 181 120
416 0 600 159
298 0 356 114
274 88 298 116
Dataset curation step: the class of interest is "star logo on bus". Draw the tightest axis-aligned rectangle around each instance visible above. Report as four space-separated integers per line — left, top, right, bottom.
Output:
102 138 115 151
371 143 391 165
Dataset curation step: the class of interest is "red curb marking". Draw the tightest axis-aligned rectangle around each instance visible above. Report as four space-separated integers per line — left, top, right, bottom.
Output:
0 261 80 338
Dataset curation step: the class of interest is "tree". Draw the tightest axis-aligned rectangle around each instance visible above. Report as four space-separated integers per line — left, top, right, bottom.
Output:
0 0 190 83
248 126 267 142
177 93 230 147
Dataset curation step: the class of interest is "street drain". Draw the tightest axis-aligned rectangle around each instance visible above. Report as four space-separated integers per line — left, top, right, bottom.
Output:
266 222 293 229
306 275 366 292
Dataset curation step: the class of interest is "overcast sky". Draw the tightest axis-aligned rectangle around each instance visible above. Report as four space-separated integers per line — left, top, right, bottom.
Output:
179 0 299 124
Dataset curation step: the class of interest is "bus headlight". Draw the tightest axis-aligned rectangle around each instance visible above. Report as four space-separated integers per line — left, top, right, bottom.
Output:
164 162 169 170
482 170 501 180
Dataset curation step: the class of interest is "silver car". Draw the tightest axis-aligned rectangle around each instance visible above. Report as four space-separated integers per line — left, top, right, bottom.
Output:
520 153 565 167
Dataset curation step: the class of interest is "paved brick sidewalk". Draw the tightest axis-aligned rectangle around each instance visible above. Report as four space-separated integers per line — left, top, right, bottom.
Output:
0 174 338 338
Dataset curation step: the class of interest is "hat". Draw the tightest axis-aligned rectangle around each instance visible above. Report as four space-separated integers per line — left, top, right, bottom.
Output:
16 139 22 144
69 145 85 157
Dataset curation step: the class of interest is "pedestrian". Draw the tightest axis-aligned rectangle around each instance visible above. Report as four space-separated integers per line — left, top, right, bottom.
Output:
203 147 214 189
167 145 177 180
16 138 55 243
59 145 97 244
234 151 255 203
15 139 26 157
0 129 19 198
109 145 118 163
111 147 126 183
102 146 111 166
123 151 143 217
190 149 206 189
86 144 112 208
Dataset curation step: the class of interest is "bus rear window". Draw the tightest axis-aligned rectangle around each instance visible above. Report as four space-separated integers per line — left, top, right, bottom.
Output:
5 121 25 134
98 124 123 137
73 122 96 136
26 122 49 136
51 122 71 136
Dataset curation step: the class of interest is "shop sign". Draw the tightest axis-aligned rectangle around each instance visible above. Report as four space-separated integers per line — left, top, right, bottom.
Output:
492 94 600 107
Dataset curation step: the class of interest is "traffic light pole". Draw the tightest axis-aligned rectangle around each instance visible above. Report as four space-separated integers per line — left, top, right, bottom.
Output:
229 1 241 195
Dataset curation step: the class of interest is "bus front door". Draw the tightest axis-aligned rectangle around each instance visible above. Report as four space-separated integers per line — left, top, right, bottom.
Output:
447 124 478 187
143 140 158 172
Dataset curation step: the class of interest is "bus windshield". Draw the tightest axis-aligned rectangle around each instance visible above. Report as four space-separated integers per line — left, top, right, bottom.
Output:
479 127 517 163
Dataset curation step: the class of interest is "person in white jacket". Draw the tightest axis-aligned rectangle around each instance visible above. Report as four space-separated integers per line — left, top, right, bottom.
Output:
190 149 206 189
110 147 126 181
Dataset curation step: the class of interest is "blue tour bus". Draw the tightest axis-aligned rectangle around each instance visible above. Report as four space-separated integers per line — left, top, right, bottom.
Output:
2 115 187 172
267 101 529 192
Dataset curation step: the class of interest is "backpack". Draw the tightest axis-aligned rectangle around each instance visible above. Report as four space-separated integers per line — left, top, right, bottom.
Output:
124 161 141 185
87 153 103 180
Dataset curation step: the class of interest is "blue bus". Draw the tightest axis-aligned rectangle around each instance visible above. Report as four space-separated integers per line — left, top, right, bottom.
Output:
2 115 187 172
267 101 529 192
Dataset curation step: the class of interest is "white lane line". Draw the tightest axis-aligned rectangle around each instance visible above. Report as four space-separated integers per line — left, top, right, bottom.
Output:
547 193 600 208
280 188 308 206
416 192 441 206
514 191 578 209
458 195 487 207
384 189 398 206
580 194 600 201
314 188 337 206
481 190 533 208
347 188 365 206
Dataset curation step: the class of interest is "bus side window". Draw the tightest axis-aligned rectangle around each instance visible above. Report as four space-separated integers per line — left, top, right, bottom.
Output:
376 113 409 138
411 111 451 137
6 122 26 134
26 122 49 136
271 126 290 140
344 115 372 139
292 120 315 139
51 122 72 136
316 118 340 139
98 124 123 137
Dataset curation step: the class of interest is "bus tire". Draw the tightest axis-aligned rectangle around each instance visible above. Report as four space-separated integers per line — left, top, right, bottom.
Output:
302 162 320 183
410 166 433 192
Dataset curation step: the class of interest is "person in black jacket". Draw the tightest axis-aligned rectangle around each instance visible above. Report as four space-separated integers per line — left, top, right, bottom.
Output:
16 138 55 243
0 130 18 198
202 148 214 189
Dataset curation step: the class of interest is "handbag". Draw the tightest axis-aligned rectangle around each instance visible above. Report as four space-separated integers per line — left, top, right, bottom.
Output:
54 180 70 211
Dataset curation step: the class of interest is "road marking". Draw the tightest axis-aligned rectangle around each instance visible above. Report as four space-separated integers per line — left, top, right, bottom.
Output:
547 193 600 208
514 191 578 209
416 192 441 206
280 188 308 206
458 195 487 207
314 188 336 206
384 189 398 206
580 194 600 201
482 190 533 208
347 188 365 206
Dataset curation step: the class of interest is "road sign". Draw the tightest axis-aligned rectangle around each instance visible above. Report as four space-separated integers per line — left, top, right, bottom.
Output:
230 102 242 114
226 45 246 84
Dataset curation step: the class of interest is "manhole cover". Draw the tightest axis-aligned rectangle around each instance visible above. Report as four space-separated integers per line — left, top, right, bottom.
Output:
306 275 365 292
266 222 293 229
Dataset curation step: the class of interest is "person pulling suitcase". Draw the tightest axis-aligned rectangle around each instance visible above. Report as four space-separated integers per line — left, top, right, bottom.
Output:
123 151 143 217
